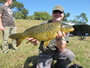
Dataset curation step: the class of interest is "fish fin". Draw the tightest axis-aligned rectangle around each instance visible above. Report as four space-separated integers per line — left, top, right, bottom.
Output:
16 38 24 47
9 33 26 47
44 40 50 48
26 41 29 44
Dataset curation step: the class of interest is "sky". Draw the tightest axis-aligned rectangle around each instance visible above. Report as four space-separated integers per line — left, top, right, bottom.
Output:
17 0 90 24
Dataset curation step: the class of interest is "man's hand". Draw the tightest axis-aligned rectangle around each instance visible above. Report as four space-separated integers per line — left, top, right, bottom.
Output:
0 14 4 31
0 26 4 31
15 27 18 31
56 31 66 39
26 38 39 46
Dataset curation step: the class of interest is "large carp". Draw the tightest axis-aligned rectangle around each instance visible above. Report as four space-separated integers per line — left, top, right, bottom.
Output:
9 22 74 47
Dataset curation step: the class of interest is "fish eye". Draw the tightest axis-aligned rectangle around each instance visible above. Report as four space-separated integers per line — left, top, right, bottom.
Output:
62 26 65 28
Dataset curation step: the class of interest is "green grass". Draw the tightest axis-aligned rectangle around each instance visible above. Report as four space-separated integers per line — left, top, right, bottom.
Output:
0 19 90 68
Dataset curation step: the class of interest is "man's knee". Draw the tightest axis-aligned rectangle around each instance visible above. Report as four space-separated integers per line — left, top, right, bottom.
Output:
66 49 75 62
54 49 75 68
56 48 75 64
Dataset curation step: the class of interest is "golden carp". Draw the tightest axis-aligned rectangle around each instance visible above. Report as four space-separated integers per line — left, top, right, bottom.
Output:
9 22 74 47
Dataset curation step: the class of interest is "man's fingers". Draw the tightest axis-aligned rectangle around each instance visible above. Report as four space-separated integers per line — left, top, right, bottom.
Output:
56 31 67 39
62 32 66 37
56 31 62 38
26 38 34 44
30 39 37 43
26 37 33 41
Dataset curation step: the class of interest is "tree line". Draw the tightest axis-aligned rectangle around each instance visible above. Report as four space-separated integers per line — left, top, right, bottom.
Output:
0 0 88 23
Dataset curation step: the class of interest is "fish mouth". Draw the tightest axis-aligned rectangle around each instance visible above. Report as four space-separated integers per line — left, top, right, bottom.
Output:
70 28 74 32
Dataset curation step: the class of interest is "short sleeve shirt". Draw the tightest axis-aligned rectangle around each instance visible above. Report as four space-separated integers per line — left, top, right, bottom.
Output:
39 20 69 54
0 5 15 27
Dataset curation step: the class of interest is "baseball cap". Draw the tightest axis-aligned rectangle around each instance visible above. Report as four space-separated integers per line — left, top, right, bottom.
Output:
53 5 64 12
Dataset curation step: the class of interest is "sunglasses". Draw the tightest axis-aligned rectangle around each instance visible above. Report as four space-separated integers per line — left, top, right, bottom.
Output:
53 10 63 14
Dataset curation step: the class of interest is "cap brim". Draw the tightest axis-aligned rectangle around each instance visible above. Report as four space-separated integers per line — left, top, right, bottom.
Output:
53 9 63 12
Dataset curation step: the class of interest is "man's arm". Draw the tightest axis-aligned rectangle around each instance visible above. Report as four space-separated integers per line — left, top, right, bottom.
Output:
0 14 4 31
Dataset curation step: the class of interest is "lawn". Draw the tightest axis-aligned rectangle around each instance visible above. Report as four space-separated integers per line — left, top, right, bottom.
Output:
0 19 90 68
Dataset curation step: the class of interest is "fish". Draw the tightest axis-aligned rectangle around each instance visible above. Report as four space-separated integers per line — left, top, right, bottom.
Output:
9 22 74 47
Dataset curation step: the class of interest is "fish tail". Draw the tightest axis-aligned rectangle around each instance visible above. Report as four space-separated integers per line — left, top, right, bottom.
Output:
9 33 26 47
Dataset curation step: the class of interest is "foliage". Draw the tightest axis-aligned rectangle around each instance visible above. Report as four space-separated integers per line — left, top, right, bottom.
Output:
79 13 88 23
12 2 28 19
21 8 29 19
63 12 70 21
12 1 24 12
73 13 88 23
0 0 4 5
26 15 34 20
15 8 28 19
15 12 24 19
34 11 52 20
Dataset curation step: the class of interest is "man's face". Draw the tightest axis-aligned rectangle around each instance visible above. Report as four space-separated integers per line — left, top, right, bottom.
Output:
8 0 12 6
52 10 64 22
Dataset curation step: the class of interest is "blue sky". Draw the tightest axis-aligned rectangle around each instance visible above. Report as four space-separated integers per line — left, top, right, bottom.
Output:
17 0 90 24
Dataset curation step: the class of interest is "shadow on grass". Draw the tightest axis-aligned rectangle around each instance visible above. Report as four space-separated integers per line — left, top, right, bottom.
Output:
24 56 38 68
0 43 14 50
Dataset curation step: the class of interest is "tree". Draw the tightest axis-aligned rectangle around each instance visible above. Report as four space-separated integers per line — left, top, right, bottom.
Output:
63 12 70 21
34 11 52 20
0 0 4 5
73 15 80 23
26 15 31 19
12 1 29 19
74 13 88 23
11 1 24 12
21 8 28 19
79 13 88 23
15 8 28 19
15 12 24 19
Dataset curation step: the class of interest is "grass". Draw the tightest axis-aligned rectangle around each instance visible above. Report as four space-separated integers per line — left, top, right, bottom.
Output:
0 19 90 68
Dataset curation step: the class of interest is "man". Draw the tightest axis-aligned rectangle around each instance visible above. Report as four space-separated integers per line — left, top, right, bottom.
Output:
27 5 75 68
0 0 18 54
